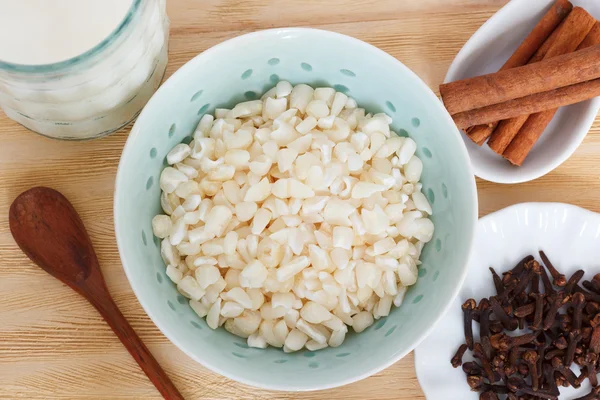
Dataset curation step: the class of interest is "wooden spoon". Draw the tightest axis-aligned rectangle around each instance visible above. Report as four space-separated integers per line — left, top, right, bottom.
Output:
9 187 184 400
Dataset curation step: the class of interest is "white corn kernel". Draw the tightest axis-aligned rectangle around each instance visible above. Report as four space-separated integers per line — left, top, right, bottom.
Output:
178 276 205 301
289 84 314 113
166 264 183 284
296 319 327 344
248 333 268 349
221 301 244 318
306 100 330 119
330 92 348 117
251 208 272 235
328 326 347 347
352 311 374 333
195 265 221 289
306 340 328 351
243 177 272 202
190 299 209 318
285 328 308 352
203 205 232 237
222 287 253 309
206 298 222 329
276 81 293 98
332 226 353 250
152 215 172 239
240 260 268 288
412 191 432 215
264 97 288 120
301 301 333 324
296 116 318 134
160 167 188 194
167 144 191 165
277 148 298 173
277 256 310 282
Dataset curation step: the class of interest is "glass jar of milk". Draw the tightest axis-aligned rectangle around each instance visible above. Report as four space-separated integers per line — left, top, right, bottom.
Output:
0 0 169 140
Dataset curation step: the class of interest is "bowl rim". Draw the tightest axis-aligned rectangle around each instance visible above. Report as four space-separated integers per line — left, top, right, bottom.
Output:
444 0 600 185
114 26 479 391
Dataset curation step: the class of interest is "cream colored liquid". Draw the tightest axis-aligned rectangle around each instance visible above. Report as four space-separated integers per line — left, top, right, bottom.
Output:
0 0 133 65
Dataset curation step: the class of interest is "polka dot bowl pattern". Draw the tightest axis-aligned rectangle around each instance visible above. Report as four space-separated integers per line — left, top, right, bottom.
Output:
114 28 478 391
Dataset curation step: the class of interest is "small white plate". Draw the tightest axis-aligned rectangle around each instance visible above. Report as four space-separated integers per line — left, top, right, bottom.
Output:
415 202 600 399
446 0 600 184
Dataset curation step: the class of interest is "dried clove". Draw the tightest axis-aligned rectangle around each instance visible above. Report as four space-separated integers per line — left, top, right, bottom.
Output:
573 386 600 400
479 299 493 359
468 374 485 390
490 333 538 352
572 292 586 331
517 362 529 378
507 376 558 400
540 263 555 295
539 251 566 287
564 329 582 367
463 299 477 350
479 391 499 400
531 265 541 294
490 320 504 334
553 336 568 349
531 293 545 330
522 350 539 390
537 337 549 383
544 348 565 360
590 314 600 354
490 267 505 297
566 270 586 296
543 292 564 330
506 261 536 301
451 343 468 368
542 363 560 396
586 301 600 316
583 280 600 295
584 352 598 387
463 361 482 376
514 303 535 318
473 343 496 383
551 357 580 388
490 296 518 331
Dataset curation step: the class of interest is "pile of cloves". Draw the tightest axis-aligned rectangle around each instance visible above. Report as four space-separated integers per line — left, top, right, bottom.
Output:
451 251 600 400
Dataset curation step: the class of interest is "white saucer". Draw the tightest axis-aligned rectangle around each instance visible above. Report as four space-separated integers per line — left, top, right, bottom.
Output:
415 202 600 399
446 0 600 184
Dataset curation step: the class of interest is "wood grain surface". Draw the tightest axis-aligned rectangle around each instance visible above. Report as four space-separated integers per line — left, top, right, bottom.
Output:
1 0 599 398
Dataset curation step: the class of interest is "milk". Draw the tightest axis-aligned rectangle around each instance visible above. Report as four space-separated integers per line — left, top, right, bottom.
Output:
0 0 169 139
0 0 134 65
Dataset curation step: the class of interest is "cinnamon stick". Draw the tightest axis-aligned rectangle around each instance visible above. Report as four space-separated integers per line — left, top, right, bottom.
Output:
452 78 600 129
502 112 557 166
578 22 600 50
487 7 597 155
482 21 568 151
440 31 600 115
503 18 600 166
466 0 573 145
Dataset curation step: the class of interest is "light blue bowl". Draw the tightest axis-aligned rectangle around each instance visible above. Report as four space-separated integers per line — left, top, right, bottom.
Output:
114 28 478 391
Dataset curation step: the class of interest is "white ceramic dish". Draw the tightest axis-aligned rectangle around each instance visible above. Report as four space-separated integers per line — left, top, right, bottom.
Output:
446 0 600 184
415 202 600 399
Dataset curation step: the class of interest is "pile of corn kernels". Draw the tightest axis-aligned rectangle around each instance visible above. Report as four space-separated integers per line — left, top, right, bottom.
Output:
153 81 434 352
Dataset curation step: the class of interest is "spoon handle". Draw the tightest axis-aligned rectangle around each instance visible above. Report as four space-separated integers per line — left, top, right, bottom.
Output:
89 294 185 400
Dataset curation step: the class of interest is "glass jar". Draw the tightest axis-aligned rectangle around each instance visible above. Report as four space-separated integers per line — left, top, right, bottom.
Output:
0 0 169 140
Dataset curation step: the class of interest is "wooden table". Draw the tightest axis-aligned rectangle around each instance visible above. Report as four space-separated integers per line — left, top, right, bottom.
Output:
2 0 599 398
